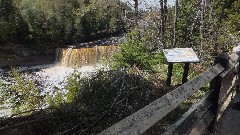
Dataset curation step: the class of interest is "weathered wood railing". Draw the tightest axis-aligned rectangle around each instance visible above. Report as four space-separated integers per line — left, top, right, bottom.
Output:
98 52 239 135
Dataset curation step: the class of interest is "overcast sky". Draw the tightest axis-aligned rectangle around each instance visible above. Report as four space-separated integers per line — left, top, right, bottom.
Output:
121 0 176 9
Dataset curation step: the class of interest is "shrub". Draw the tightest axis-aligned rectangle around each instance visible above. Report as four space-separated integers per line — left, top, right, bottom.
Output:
0 69 44 116
113 30 164 72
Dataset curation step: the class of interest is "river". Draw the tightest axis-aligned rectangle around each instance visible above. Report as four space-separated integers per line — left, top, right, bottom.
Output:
0 45 119 117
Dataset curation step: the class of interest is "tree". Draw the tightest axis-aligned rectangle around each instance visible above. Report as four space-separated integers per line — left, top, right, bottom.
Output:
0 0 28 43
133 0 139 25
159 0 168 46
173 0 178 47
200 0 205 56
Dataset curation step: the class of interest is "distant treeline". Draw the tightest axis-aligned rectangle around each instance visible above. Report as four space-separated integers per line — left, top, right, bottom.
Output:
0 0 130 45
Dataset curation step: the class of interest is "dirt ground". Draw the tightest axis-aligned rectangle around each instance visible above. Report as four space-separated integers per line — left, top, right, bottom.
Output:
214 93 240 135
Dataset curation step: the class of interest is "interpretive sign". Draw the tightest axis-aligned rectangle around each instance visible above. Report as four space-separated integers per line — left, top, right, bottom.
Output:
163 48 200 86
163 48 200 63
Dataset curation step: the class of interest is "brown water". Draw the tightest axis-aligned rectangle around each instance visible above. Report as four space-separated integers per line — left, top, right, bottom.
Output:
56 45 119 67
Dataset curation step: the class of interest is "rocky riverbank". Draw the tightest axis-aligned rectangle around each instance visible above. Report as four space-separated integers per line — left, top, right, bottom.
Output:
0 55 55 68
0 44 55 68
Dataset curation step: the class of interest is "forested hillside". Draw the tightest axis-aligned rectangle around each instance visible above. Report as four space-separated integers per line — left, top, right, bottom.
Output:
0 0 128 45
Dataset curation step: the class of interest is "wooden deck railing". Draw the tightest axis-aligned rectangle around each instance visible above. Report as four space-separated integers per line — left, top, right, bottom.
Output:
98 52 239 135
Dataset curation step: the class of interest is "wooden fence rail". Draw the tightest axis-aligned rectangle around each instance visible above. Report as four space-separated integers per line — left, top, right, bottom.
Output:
98 53 239 135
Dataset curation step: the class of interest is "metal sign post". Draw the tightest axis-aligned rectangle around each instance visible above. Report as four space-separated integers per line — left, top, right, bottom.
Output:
163 48 200 86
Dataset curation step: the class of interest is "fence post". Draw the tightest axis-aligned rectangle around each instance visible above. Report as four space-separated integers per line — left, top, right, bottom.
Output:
166 63 173 86
208 53 229 132
236 58 240 93
182 63 190 84
233 46 240 93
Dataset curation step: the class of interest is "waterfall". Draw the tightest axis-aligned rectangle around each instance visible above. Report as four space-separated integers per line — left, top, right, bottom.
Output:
56 46 119 67
55 48 62 63
61 48 74 66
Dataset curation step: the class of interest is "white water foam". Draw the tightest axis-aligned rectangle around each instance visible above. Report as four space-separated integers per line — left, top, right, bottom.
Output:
33 64 100 94
0 63 109 117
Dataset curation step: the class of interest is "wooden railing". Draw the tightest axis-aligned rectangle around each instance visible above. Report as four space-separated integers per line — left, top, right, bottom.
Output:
98 53 239 135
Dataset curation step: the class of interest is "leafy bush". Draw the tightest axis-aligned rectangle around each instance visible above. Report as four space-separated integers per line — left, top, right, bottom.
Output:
113 30 164 72
0 69 44 116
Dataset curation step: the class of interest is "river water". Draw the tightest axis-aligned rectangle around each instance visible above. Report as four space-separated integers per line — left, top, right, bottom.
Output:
0 45 119 117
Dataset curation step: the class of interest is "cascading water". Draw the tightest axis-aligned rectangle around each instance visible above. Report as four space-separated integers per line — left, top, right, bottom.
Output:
61 48 73 66
57 45 119 67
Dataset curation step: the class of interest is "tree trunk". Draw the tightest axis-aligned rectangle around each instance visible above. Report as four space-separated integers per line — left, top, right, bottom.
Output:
163 0 168 30
209 0 218 55
173 0 178 47
208 0 214 36
133 0 138 26
190 1 201 37
159 0 167 46
200 0 205 56
160 0 164 44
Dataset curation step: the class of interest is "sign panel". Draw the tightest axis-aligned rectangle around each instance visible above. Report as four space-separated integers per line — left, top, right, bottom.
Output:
163 48 200 63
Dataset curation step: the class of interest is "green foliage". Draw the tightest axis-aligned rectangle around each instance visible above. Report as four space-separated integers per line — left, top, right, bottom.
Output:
0 21 16 41
0 0 28 43
171 63 184 83
0 69 44 115
214 0 240 46
0 0 128 45
65 70 81 103
113 30 164 71
45 87 65 108
46 70 85 108
74 0 126 41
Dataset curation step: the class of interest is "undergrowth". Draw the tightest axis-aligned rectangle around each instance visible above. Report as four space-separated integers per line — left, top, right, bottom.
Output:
0 69 168 134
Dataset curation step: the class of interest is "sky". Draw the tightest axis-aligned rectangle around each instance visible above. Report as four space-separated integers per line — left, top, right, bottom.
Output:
121 0 176 10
